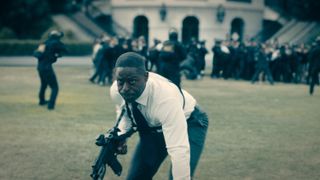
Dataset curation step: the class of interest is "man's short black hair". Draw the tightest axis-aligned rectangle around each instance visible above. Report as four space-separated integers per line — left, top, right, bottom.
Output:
115 52 146 72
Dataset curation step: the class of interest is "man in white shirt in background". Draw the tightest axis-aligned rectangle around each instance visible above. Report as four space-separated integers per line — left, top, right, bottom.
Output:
110 52 208 179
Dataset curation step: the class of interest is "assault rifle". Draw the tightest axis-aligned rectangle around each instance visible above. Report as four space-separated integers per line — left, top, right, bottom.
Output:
90 127 135 180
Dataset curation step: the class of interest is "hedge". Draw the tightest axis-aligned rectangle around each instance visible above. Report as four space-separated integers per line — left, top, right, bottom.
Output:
0 40 92 56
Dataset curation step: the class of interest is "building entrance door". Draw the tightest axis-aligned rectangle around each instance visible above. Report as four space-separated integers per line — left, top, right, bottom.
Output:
182 16 199 44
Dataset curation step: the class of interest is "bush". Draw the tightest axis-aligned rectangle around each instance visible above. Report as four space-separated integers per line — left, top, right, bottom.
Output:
0 1 52 39
0 27 17 39
0 40 92 56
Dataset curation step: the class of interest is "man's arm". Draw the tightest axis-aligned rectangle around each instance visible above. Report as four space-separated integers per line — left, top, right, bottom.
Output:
155 98 190 179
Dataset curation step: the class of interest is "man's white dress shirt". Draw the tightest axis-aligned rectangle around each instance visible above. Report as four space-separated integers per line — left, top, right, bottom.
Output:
110 72 196 179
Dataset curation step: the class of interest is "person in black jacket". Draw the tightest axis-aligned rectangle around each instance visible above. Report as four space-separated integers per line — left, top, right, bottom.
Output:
34 30 67 110
89 36 114 86
211 39 229 78
158 28 186 88
308 37 320 95
251 44 274 85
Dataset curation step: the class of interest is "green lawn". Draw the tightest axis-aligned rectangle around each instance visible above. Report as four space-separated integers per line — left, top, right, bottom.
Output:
0 65 319 180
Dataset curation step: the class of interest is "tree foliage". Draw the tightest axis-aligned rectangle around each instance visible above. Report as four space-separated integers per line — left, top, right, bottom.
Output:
266 0 320 20
47 0 71 14
0 0 53 39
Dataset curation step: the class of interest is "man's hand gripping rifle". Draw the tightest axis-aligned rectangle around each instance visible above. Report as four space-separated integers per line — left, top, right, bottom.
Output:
90 126 135 180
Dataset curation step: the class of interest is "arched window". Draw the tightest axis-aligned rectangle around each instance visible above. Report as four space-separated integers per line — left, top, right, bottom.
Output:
133 16 149 44
230 18 245 42
182 16 199 44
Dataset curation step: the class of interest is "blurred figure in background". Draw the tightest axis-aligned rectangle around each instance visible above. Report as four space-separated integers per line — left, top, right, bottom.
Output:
211 39 229 78
148 38 162 72
34 30 67 110
91 34 106 76
198 40 208 76
158 28 186 88
308 37 320 95
251 44 274 85
89 36 114 86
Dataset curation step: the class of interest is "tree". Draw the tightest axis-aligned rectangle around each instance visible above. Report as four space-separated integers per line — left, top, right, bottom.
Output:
0 0 52 39
47 0 70 14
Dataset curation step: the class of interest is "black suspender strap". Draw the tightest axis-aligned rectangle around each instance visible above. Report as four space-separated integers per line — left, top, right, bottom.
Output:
125 101 162 134
112 106 136 139
167 78 185 109
178 87 186 109
125 102 137 130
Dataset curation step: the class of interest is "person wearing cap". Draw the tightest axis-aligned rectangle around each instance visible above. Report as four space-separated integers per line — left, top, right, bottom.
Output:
34 30 67 110
109 52 208 179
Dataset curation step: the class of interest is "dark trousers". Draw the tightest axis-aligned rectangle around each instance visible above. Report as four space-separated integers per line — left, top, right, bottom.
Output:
251 66 274 85
309 68 320 95
38 69 59 108
127 107 208 180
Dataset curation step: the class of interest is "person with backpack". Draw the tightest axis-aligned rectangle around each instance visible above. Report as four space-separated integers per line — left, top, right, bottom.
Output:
158 28 186 88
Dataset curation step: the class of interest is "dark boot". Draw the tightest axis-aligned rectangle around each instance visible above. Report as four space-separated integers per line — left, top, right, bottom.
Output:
47 103 55 110
39 100 48 106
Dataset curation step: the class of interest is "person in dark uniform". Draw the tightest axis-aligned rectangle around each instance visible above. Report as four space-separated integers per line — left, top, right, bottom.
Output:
211 39 229 78
89 36 114 86
308 37 320 95
251 44 274 85
158 28 186 88
234 42 247 80
148 38 161 72
244 40 258 80
186 38 202 79
180 52 199 80
34 30 67 110
110 52 208 179
198 40 208 76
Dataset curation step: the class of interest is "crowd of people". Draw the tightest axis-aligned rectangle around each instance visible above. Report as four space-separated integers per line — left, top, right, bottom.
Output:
212 38 313 84
89 29 207 88
89 31 320 93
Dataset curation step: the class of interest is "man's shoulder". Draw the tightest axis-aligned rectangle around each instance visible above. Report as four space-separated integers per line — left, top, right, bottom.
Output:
148 72 182 96
148 72 172 86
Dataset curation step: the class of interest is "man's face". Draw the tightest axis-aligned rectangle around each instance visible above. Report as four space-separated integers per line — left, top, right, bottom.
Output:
115 67 148 102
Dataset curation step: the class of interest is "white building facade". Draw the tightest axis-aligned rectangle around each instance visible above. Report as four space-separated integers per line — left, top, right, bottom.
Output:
107 0 264 48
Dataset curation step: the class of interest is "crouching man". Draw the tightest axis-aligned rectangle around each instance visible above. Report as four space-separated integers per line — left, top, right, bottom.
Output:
110 52 208 179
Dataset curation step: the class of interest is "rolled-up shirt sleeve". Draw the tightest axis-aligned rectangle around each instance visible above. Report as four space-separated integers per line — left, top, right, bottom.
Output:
155 98 190 179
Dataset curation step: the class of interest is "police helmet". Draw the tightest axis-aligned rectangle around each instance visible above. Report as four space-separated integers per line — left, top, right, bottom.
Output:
168 28 178 41
49 30 64 38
